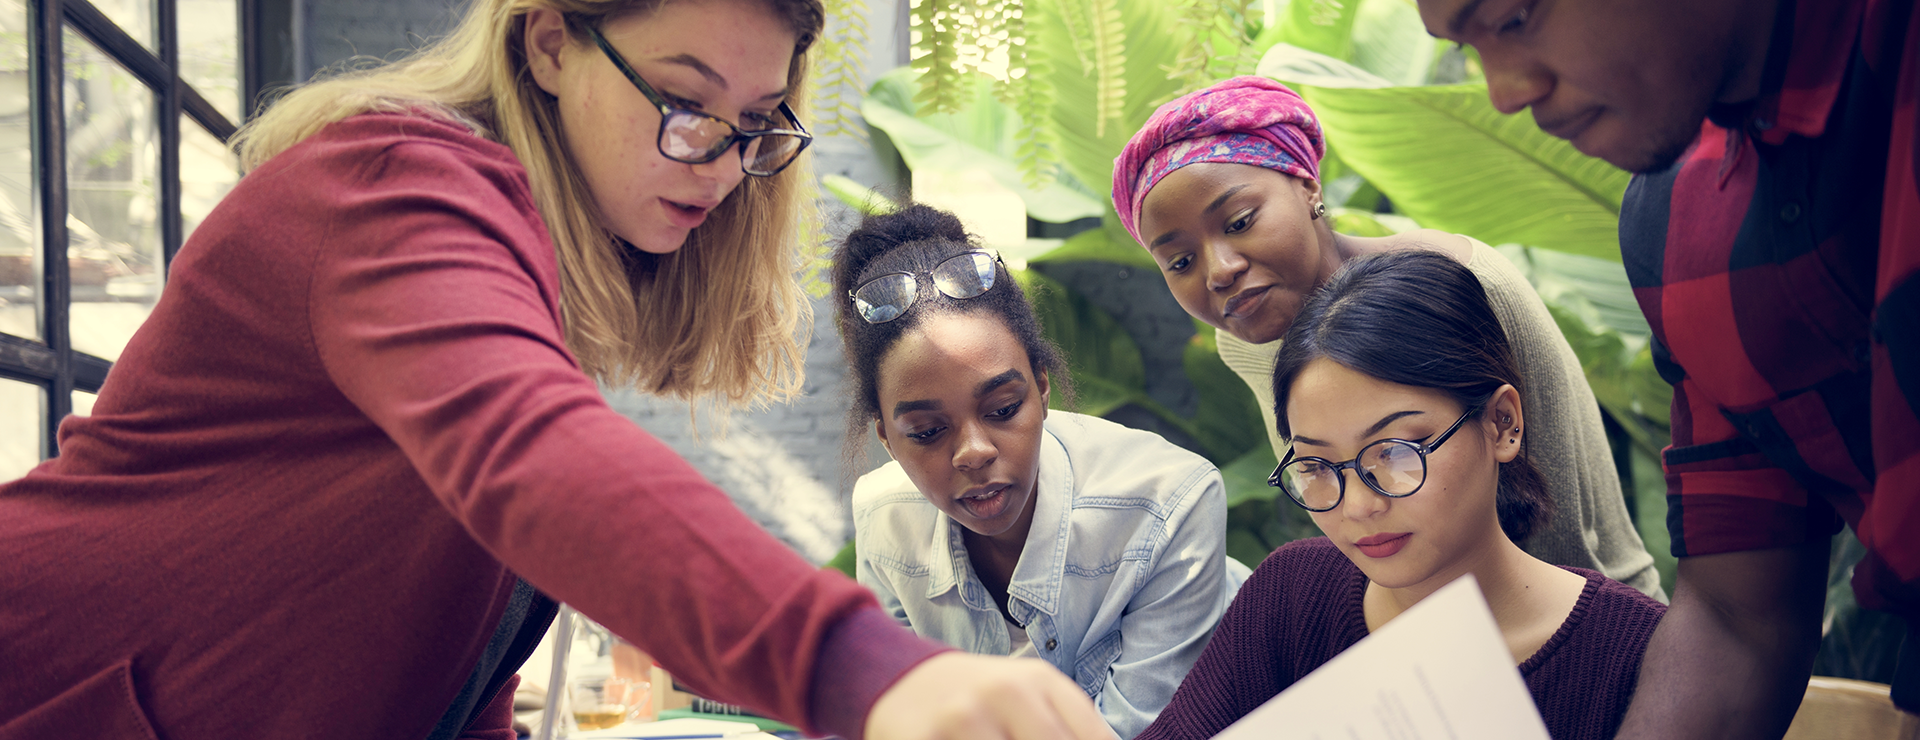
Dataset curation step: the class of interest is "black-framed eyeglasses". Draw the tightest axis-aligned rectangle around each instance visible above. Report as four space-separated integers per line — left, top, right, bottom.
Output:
849 251 1002 324
1268 408 1476 512
586 24 813 177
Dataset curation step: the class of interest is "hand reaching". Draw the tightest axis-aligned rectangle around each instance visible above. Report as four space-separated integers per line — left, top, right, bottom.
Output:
866 652 1116 740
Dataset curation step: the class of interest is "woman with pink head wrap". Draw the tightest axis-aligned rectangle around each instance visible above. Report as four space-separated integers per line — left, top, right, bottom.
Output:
1114 78 1668 739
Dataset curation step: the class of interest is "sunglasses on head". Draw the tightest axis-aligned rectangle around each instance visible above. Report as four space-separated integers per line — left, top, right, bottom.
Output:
848 251 1002 324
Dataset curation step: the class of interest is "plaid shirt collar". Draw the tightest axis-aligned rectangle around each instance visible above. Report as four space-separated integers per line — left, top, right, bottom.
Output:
1709 0 1867 145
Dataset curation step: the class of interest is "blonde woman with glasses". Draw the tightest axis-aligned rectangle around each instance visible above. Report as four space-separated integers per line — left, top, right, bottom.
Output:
0 2 1112 739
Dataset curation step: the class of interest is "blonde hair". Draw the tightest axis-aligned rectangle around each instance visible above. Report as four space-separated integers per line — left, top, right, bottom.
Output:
231 0 824 406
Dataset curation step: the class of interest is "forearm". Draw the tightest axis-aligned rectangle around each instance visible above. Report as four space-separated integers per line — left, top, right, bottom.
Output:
1615 542 1830 740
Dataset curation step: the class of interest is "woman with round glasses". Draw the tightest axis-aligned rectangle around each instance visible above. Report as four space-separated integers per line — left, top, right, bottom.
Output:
834 204 1251 739
0 1 1115 738
1136 250 1666 740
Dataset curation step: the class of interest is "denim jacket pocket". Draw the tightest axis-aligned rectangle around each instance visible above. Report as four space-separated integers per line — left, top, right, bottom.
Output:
0 659 161 740
1073 629 1123 699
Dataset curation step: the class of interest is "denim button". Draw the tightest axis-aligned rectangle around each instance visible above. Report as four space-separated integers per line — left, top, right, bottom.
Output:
1780 202 1802 223
1045 638 1057 651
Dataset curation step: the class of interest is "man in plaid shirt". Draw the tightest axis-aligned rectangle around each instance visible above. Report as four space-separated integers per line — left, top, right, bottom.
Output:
1415 0 1917 736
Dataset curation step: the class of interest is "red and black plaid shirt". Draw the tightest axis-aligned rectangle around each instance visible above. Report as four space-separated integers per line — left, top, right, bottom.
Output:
1621 0 1919 619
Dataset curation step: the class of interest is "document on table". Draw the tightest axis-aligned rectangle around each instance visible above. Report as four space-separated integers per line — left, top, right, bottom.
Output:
1213 574 1551 740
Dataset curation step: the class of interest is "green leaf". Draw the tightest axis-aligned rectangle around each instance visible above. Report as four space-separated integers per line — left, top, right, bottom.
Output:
1220 437 1281 507
1258 44 1633 260
1328 207 1419 236
1275 0 1361 60
1030 0 1197 201
1498 244 1651 337
822 174 900 215
1012 267 1149 417
1178 324 1267 465
1026 221 1159 271
823 538 858 577
1351 0 1437 85
861 68 1106 223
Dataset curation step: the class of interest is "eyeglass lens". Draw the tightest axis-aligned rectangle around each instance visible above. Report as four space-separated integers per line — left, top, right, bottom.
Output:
660 111 805 175
1280 440 1427 510
852 252 998 324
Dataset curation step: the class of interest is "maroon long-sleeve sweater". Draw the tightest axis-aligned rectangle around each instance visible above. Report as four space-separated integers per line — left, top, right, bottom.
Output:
0 113 945 739
1139 537 1666 740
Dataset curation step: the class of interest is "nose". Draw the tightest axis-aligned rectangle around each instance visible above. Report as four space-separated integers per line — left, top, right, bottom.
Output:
687 143 749 191
1338 468 1389 520
1204 240 1250 292
1483 50 1553 116
952 421 997 472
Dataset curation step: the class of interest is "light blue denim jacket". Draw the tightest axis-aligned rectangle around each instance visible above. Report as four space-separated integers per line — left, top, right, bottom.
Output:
853 411 1250 739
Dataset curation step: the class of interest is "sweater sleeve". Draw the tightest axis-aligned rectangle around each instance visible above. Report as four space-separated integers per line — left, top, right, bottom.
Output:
300 129 944 739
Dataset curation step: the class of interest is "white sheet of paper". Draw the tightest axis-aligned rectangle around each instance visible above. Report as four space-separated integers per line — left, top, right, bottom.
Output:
1212 574 1551 740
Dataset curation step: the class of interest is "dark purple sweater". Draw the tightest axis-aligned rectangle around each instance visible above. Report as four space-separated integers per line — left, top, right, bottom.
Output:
1140 537 1665 740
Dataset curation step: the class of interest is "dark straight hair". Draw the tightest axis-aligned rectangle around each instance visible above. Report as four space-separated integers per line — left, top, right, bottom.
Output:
1270 249 1552 543
830 204 1072 466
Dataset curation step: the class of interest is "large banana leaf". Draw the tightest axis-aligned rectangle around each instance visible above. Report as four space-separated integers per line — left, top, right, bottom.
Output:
1258 44 1632 261
1275 0 1360 60
1030 0 1197 201
1351 0 1438 85
862 68 1106 223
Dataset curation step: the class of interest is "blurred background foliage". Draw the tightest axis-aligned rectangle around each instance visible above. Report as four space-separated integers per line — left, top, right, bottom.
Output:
821 0 1899 682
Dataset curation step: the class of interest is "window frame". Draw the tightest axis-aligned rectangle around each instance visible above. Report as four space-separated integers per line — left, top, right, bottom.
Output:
3 0 242 458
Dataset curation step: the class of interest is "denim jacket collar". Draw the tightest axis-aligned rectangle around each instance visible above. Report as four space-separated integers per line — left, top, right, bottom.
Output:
922 423 1073 621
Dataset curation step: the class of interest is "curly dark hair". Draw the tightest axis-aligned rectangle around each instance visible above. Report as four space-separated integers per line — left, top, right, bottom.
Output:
830 204 1071 461
1269 249 1553 544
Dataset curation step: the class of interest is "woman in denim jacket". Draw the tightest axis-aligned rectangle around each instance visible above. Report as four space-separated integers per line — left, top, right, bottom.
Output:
831 203 1252 740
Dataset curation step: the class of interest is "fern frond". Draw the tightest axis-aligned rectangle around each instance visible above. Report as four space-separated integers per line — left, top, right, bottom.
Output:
812 0 871 138
1087 0 1126 138
1008 8 1060 187
910 0 967 113
1047 0 1097 76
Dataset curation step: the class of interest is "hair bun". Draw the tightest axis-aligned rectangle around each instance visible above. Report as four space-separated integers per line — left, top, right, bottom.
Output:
833 204 973 294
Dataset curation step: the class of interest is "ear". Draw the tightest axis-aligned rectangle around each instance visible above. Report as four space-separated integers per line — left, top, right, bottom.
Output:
1483 384 1525 464
872 417 894 460
1034 368 1051 419
1298 175 1324 210
524 7 573 97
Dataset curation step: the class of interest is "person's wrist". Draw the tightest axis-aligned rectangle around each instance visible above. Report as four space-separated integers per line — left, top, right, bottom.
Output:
808 606 951 740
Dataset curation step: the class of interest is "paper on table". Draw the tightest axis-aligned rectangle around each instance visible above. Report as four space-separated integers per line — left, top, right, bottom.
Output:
1213 574 1551 740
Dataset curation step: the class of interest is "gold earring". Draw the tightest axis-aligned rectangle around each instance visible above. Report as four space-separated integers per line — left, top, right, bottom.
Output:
1310 202 1327 220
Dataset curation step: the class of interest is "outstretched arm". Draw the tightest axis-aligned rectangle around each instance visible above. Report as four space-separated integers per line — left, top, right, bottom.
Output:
1614 542 1829 740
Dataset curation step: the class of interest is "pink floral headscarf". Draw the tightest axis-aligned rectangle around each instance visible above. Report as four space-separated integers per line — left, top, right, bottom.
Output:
1111 76 1326 246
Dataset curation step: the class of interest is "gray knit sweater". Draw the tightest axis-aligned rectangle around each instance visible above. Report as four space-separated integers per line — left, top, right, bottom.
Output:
1215 237 1665 599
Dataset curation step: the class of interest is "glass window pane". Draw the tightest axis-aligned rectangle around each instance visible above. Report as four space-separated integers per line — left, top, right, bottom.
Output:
177 0 238 123
70 388 95 416
87 0 153 52
0 0 36 342
0 376 44 481
65 26 160 362
181 116 237 244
